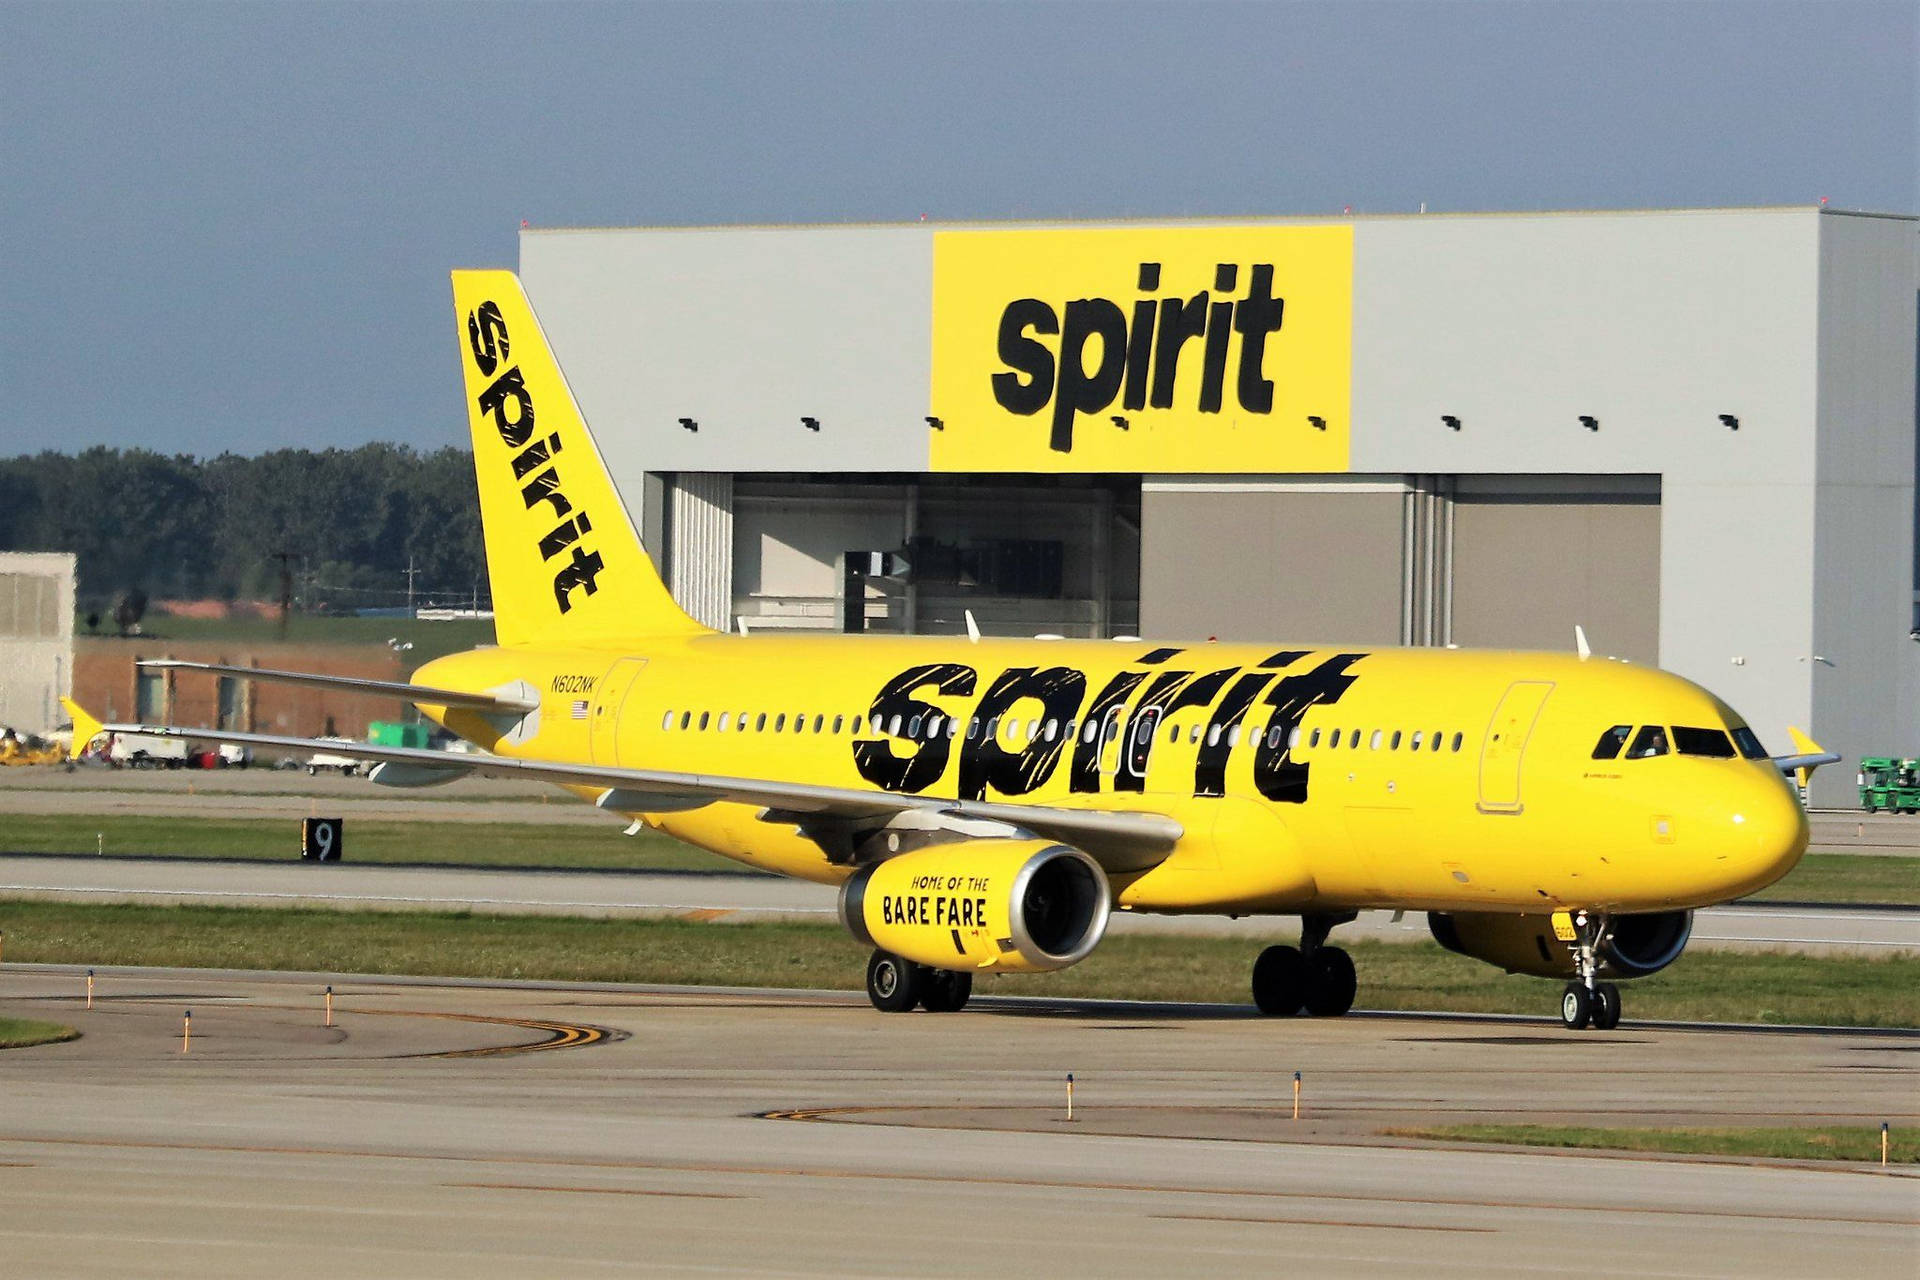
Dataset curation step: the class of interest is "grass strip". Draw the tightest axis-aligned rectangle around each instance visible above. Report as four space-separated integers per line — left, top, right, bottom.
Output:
1 900 1914 1026
0 1016 79 1050
5 815 1912 904
1744 852 1920 905
0 814 740 873
1385 1123 1915 1164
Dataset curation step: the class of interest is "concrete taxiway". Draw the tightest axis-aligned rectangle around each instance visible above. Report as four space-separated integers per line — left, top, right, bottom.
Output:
0 854 1913 954
0 966 1914 1278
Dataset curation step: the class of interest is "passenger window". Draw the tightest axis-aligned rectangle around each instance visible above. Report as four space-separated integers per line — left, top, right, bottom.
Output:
1431 731 1442 752
718 712 732 731
738 713 750 731
1309 728 1321 748
1730 726 1767 760
1043 719 1058 742
1626 726 1669 758
1369 730 1383 750
947 718 959 738
1450 732 1463 752
680 711 692 730
698 712 711 731
1591 725 1631 760
1673 726 1736 758
908 715 923 738
812 714 824 733
1004 717 1021 740
1410 730 1422 750
831 715 844 734
754 713 766 732
1166 724 1181 745
1286 727 1300 751
774 714 786 732
1103 716 1122 744
1390 730 1402 750
662 711 675 731
888 714 904 736
1227 725 1242 748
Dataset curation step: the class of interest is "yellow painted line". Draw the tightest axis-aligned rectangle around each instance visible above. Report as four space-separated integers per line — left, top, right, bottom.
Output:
331 1006 626 1058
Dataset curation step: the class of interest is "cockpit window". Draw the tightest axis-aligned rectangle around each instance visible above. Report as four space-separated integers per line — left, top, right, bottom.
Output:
1625 725 1669 758
1729 726 1767 760
1591 725 1632 760
1673 726 1737 758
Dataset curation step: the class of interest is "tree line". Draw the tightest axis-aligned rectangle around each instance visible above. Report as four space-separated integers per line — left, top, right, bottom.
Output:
0 445 486 612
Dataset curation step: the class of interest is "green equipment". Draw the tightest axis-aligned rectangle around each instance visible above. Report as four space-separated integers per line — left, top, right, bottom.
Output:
367 720 433 750
1858 757 1920 814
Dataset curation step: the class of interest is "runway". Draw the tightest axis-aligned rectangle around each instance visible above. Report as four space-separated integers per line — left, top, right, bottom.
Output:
0 854 1913 954
0 965 1913 1277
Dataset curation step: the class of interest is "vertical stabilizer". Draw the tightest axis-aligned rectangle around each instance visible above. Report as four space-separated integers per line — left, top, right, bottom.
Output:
451 270 708 646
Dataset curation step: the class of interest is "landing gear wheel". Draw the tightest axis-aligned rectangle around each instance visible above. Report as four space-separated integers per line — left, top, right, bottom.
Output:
865 949 924 1013
918 969 973 1013
1591 982 1621 1030
1303 946 1357 1017
1560 983 1594 1031
1252 944 1308 1015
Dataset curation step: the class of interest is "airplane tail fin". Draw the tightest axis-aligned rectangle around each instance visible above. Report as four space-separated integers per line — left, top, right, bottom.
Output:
450 270 708 647
60 697 103 761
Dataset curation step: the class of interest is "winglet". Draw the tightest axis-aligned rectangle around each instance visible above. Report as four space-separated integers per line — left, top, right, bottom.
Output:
1574 625 1591 661
1779 725 1842 790
60 697 104 761
964 610 981 645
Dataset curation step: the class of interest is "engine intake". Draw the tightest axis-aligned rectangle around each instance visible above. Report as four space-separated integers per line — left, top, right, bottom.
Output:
1428 909 1692 980
839 839 1110 973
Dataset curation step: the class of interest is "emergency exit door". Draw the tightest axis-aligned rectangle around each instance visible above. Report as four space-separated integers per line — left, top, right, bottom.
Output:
589 658 649 766
1477 681 1553 813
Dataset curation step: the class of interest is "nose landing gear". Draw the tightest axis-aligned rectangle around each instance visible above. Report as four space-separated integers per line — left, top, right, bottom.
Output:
1252 912 1358 1017
1559 910 1622 1030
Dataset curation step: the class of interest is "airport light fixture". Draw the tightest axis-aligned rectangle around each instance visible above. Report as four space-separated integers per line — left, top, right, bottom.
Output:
1720 414 1740 431
1579 415 1599 432
1441 415 1461 431
925 416 943 430
802 416 820 432
679 417 698 433
1307 415 1327 430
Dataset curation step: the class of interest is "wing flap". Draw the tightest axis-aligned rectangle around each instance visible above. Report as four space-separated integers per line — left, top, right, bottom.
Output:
136 660 540 713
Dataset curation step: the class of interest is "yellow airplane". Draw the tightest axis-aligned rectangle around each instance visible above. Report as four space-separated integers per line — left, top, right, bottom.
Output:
65 270 1841 1031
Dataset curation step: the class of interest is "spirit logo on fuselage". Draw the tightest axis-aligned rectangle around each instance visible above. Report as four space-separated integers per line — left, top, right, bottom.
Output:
465 300 605 613
853 649 1364 803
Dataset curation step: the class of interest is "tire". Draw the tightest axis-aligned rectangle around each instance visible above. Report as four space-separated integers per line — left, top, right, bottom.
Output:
919 969 973 1013
1560 983 1593 1031
1591 982 1622 1031
1252 944 1308 1016
307 765 317 776
865 949 924 1013
1303 946 1357 1017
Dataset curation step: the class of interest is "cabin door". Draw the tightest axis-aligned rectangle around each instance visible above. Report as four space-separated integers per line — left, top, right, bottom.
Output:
1477 680 1554 814
589 658 649 766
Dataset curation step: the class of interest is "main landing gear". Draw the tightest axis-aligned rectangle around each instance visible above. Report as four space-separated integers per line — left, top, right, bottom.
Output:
865 949 973 1013
1252 913 1358 1017
1559 909 1622 1031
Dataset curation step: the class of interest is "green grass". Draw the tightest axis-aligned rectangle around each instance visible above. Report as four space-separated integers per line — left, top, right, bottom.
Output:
1385 1123 1914 1164
1 900 1914 1026
1744 852 1919 905
0 814 746 872
0 1016 79 1050
82 613 495 663
6 814 1911 904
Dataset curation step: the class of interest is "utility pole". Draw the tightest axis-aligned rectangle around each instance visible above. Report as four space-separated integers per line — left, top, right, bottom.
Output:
403 558 419 617
271 551 299 639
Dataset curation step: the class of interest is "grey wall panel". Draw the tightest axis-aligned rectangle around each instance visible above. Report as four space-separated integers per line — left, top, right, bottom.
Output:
1350 209 1821 481
521 227 935 476
1811 215 1920 801
1140 480 1404 645
1449 495 1660 664
667 473 735 630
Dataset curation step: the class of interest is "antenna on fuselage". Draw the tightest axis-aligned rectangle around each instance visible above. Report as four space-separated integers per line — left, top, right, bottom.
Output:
1574 625 1592 661
964 610 981 645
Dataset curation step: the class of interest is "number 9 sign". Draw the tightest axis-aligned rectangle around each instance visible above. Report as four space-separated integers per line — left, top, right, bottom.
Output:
301 818 344 862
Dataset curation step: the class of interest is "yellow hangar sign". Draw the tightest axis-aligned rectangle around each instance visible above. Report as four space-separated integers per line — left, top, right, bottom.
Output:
929 225 1352 473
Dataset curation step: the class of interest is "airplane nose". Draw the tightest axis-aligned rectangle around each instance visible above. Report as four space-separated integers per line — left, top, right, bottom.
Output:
1719 772 1809 897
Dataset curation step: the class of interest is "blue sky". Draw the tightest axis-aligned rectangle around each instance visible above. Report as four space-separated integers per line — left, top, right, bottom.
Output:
4 0 1914 457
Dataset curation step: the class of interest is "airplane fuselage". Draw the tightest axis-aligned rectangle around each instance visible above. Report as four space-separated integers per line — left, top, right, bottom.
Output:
416 634 1808 917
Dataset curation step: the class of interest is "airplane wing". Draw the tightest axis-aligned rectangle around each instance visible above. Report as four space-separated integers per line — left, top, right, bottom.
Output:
1776 725 1842 785
61 709 1181 873
134 661 540 713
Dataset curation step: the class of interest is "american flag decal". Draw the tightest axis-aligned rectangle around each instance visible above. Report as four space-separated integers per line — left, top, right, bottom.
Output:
571 699 589 720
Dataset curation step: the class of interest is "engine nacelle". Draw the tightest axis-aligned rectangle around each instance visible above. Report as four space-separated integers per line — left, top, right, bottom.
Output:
838 839 1110 974
1428 909 1692 980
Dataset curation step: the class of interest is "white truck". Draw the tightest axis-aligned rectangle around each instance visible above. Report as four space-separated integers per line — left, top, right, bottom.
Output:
108 731 190 769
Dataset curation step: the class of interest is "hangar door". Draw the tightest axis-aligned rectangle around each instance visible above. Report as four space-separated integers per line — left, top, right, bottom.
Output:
1140 478 1406 644
1448 478 1660 664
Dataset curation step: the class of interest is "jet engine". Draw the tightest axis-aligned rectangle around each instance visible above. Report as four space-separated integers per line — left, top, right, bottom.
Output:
1427 909 1693 980
838 839 1110 973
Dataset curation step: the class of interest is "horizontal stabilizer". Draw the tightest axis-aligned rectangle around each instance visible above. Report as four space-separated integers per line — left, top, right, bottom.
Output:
135 660 539 713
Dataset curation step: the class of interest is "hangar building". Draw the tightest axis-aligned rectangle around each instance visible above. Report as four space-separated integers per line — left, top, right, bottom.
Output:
0 551 76 736
515 207 1918 804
